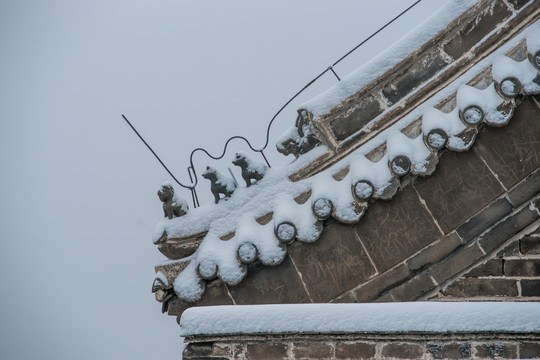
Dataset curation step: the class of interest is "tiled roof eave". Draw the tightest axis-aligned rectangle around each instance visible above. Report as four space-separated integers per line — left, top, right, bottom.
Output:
152 14 540 308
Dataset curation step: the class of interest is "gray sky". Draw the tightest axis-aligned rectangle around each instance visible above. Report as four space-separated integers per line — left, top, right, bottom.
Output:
0 1 445 358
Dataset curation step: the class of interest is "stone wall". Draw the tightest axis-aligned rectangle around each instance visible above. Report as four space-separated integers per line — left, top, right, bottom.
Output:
183 334 540 360
436 226 540 300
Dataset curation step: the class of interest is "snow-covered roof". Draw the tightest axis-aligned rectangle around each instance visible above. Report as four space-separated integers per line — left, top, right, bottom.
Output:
179 302 540 336
299 0 479 118
153 5 540 305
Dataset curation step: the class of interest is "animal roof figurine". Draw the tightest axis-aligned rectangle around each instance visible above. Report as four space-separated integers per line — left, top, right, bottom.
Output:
232 152 267 187
157 182 189 219
202 166 236 204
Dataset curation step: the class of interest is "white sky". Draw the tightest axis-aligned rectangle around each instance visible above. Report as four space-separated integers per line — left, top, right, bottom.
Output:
0 1 446 358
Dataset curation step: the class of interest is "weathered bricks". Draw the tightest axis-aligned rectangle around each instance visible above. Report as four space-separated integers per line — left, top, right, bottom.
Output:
353 264 410 302
474 96 540 189
406 232 462 273
521 279 540 296
381 343 423 359
520 341 540 358
335 342 375 359
478 206 539 253
246 342 287 360
497 240 521 257
329 94 384 141
292 341 333 359
504 259 540 277
457 198 513 243
354 184 441 272
227 257 311 305
183 342 217 359
521 235 540 254
183 338 540 360
442 343 473 359
195 279 234 307
382 51 449 104
288 221 376 303
443 0 512 59
507 168 540 207
429 242 484 284
464 259 502 277
414 149 504 234
443 278 518 297
387 271 436 301
475 343 517 359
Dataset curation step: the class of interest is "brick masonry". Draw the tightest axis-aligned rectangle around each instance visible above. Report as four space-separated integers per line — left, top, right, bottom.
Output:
331 95 540 305
436 228 540 300
182 335 540 359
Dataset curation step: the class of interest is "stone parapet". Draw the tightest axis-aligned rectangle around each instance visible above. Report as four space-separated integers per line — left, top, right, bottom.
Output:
182 333 540 360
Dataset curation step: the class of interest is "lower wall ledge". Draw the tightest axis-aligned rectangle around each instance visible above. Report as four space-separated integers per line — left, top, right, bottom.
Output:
183 334 540 360
180 303 540 359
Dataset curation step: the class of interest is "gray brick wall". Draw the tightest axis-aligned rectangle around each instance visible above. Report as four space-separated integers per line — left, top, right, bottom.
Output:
182 335 540 359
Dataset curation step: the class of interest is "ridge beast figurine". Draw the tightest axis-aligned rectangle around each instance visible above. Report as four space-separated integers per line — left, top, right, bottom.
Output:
202 166 236 203
157 182 189 219
232 152 267 187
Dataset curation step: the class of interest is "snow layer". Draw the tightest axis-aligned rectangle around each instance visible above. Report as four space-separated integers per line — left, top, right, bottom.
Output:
300 0 478 117
179 302 540 336
387 131 432 173
457 84 510 126
153 146 328 243
349 153 394 198
311 171 363 222
492 55 540 94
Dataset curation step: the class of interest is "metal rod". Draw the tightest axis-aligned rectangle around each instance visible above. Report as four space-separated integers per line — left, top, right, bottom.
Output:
332 0 422 67
260 150 271 168
190 188 196 208
329 66 341 81
121 114 192 189
187 167 199 207
188 167 194 183
228 168 239 187
121 0 424 205
193 187 200 207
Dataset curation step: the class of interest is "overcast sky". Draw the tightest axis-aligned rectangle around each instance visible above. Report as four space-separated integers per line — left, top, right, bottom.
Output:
0 1 446 359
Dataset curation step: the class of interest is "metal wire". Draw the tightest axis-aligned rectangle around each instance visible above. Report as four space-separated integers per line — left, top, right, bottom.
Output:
122 0 423 206
331 0 422 68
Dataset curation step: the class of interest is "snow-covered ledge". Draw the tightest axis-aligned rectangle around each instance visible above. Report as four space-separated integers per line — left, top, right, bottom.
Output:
180 302 540 336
